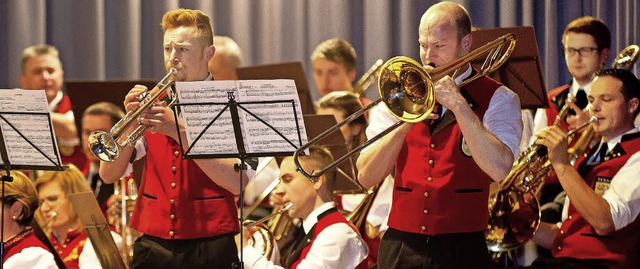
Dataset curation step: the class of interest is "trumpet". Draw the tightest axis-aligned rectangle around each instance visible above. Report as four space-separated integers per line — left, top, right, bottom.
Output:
89 68 177 162
294 33 517 182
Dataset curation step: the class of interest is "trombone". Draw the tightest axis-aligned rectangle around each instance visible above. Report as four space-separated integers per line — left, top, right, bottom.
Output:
294 33 517 182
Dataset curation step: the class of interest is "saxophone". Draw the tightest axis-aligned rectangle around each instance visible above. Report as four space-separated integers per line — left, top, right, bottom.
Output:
485 44 640 252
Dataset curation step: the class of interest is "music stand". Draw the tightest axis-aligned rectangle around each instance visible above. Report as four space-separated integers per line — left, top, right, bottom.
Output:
237 62 316 115
0 89 65 268
69 192 126 269
172 79 308 268
470 26 548 109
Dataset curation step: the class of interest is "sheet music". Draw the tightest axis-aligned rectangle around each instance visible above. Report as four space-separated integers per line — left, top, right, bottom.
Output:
175 79 308 156
0 89 61 167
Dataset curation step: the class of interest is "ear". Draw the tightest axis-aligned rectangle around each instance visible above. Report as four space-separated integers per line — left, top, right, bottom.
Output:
348 68 357 82
206 45 215 60
10 202 24 221
313 175 325 191
461 33 472 51
628 97 639 114
350 123 363 139
18 75 27 88
600 48 611 66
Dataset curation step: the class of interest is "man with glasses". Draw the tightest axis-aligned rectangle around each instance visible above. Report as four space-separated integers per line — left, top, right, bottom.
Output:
530 17 611 226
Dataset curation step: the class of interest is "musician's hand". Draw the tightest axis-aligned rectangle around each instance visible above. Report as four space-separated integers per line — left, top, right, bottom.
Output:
124 85 148 113
433 76 466 114
106 194 119 225
139 105 178 138
565 100 590 131
535 126 570 165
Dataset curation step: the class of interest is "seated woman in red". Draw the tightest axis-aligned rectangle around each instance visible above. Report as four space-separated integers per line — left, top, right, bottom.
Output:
2 171 58 268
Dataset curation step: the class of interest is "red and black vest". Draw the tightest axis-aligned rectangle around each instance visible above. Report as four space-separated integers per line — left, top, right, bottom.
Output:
3 229 53 264
288 208 368 269
130 133 239 239
389 75 501 235
553 132 640 269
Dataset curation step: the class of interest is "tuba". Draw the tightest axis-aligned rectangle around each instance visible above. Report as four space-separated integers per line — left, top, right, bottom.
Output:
486 44 640 252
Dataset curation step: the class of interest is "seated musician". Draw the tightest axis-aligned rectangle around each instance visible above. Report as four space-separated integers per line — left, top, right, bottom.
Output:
316 91 392 266
35 165 123 269
19 44 89 175
241 145 368 268
522 69 640 269
2 171 58 268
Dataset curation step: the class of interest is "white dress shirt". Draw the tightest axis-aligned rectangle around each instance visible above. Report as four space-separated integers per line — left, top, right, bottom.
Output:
242 202 368 269
365 66 522 160
3 246 58 269
560 130 640 230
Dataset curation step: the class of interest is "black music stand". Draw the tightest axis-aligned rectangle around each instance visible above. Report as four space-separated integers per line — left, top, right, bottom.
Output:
172 80 308 268
0 90 65 268
471 26 548 109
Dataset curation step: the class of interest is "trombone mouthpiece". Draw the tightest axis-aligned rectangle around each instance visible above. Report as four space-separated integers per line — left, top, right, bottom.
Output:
50 212 58 218
282 203 294 211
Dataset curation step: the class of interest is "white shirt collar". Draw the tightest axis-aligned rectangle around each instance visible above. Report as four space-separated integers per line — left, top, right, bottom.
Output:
570 77 594 96
600 128 640 152
301 201 336 234
48 90 63 111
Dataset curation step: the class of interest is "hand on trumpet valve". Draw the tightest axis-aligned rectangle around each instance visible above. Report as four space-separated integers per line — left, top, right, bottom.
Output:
124 85 148 113
535 126 570 164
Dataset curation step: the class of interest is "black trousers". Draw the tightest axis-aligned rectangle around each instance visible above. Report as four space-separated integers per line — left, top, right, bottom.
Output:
377 228 492 269
131 233 240 269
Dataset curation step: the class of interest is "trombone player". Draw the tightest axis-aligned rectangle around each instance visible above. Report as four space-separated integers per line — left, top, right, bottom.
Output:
99 8 246 268
525 69 640 269
357 2 522 268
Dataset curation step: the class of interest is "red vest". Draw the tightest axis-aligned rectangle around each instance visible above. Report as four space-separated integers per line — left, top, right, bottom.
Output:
54 94 90 175
291 210 368 269
389 76 500 235
3 228 53 264
130 133 239 239
545 84 571 129
553 132 640 269
49 228 87 269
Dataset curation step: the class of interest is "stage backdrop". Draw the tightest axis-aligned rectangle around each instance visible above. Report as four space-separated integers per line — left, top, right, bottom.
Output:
0 0 638 102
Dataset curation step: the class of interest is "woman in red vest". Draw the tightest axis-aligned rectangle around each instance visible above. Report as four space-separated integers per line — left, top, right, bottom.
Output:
2 170 58 268
36 165 122 269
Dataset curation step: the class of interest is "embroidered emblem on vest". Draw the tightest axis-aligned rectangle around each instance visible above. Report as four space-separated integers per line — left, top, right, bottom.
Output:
460 136 472 157
594 176 611 196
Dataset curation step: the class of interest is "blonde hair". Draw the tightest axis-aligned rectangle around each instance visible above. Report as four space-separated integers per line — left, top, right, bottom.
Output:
34 165 92 197
310 38 357 72
161 8 214 47
214 36 244 69
20 44 62 74
2 171 39 226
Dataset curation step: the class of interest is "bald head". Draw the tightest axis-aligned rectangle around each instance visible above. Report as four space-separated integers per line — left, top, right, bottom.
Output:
420 1 471 42
208 36 244 80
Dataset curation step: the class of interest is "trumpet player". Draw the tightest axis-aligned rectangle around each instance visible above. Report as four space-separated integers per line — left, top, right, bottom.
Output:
531 16 611 215
99 9 247 269
357 2 522 268
524 69 640 269
240 146 368 268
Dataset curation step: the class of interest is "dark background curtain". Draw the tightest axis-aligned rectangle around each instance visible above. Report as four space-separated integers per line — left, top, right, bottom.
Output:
1 0 638 102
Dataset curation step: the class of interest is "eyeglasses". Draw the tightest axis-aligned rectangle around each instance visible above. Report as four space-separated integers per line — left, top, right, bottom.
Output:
564 47 599 57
